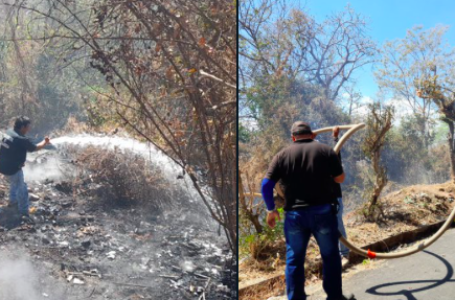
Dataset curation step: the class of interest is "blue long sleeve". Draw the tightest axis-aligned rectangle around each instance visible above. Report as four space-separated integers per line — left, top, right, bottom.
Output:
261 178 276 211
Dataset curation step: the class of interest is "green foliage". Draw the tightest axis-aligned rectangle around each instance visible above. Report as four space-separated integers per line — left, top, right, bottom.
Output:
434 121 449 143
239 123 252 143
239 207 285 260
262 207 285 240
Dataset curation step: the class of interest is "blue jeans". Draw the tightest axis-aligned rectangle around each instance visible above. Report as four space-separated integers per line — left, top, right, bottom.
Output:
285 205 342 300
6 169 29 216
337 198 349 257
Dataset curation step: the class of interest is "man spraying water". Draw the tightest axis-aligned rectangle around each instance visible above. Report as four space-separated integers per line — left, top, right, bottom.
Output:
0 116 51 223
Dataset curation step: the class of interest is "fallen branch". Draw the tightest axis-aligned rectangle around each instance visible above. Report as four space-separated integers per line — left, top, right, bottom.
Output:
198 278 211 300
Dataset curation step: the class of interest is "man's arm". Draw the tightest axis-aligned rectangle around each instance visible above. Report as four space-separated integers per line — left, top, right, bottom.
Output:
261 178 277 211
34 137 51 151
261 179 281 228
262 154 282 228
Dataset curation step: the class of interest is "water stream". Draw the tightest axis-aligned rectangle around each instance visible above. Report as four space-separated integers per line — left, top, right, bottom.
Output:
42 134 203 203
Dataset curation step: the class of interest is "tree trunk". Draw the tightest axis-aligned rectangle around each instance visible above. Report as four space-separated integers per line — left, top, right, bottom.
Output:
249 213 263 234
238 173 263 234
368 151 387 220
447 121 455 182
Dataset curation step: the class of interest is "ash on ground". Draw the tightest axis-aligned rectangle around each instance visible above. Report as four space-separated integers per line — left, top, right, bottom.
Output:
0 149 235 300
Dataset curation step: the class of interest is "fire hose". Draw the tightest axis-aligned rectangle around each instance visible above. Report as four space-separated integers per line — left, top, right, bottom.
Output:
296 123 455 259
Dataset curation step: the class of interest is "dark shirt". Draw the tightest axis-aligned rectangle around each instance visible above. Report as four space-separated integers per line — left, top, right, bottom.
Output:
0 128 37 175
265 139 343 211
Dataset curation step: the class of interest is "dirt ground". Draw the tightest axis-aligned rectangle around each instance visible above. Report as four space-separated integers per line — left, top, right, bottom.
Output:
239 181 455 299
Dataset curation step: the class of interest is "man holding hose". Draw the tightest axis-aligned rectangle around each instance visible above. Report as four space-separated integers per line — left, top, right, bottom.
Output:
0 116 51 223
261 121 355 300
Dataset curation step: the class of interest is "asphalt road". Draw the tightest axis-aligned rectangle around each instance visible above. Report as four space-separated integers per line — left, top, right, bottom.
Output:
308 228 455 300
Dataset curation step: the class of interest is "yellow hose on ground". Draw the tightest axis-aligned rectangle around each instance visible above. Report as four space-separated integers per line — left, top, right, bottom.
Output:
311 123 455 259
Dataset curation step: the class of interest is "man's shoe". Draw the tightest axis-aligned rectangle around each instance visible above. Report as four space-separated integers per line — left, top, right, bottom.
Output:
341 293 356 300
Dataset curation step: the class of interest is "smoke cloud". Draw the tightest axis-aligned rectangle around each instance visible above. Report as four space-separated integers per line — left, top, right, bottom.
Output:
0 251 65 300
23 155 68 182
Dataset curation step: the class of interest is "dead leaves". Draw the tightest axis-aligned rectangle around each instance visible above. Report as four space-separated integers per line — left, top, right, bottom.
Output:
198 37 206 47
165 66 174 80
134 66 143 76
76 226 101 238
152 23 163 33
155 43 162 53
166 66 198 81
134 24 142 33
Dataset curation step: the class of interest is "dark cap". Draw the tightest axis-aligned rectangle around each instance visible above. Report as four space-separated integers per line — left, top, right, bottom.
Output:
291 121 312 136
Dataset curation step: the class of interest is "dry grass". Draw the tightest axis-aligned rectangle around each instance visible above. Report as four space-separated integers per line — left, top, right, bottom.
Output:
67 146 174 212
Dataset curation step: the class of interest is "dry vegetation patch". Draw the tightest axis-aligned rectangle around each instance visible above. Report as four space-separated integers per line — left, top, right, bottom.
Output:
65 146 178 212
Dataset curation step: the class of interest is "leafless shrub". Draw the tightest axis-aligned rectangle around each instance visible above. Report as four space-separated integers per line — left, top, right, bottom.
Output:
362 102 394 221
71 146 173 212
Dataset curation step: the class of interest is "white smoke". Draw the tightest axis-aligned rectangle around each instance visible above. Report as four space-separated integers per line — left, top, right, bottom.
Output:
23 156 67 182
0 252 65 300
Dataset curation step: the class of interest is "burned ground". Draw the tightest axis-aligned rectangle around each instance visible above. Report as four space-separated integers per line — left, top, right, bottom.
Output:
0 145 235 300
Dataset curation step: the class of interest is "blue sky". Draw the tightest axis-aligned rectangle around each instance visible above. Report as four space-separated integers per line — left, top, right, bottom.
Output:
303 0 455 98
